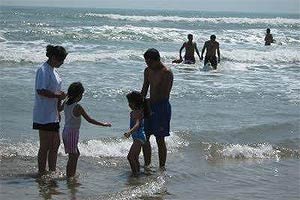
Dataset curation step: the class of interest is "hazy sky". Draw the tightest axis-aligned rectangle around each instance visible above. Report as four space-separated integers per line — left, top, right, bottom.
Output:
1 0 300 14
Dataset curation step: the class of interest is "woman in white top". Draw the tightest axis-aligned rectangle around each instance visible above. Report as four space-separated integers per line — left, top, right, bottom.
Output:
33 45 67 175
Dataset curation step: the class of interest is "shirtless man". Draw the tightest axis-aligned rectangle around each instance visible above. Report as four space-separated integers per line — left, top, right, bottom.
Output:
173 34 201 64
141 48 173 170
200 35 220 70
265 28 274 46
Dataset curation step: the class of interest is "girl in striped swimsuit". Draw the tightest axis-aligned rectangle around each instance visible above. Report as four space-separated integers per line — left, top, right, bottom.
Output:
62 82 111 178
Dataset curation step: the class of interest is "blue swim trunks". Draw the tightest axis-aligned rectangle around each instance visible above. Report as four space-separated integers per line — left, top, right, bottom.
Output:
144 99 171 137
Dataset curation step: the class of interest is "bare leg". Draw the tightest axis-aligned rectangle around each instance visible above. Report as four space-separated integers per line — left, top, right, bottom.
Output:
38 130 50 175
142 135 151 167
156 137 167 169
127 140 142 176
48 131 60 171
66 149 80 178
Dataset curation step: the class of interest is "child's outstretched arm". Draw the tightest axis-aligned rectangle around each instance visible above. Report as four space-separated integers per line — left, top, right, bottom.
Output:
75 104 111 127
124 118 141 138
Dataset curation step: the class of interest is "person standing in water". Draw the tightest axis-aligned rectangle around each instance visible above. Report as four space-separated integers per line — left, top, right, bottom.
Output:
200 35 220 70
124 91 150 176
62 82 111 178
33 45 67 176
173 34 201 64
265 28 275 46
141 48 173 171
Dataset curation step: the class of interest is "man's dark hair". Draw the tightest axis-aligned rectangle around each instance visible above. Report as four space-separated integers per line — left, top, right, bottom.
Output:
144 48 160 61
210 35 216 40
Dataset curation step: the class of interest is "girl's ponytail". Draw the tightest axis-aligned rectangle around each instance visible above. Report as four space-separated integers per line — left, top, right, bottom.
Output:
66 82 85 105
127 91 151 118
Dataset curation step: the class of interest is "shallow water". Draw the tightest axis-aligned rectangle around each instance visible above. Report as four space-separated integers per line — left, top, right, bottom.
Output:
0 6 300 200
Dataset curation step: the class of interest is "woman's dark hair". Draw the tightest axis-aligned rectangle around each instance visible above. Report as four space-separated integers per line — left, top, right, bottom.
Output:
66 82 84 105
46 45 68 61
143 48 160 61
126 91 151 118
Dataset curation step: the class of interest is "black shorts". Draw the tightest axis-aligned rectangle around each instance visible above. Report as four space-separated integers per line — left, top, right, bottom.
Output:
184 56 195 64
33 122 60 132
204 56 217 69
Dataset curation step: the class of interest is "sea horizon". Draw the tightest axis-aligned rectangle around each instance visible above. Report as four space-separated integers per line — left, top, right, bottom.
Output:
0 5 299 200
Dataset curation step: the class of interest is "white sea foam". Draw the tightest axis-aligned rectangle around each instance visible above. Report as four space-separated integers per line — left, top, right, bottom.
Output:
222 48 300 65
0 41 47 64
106 175 167 200
0 133 188 158
0 35 6 42
7 23 297 47
78 133 188 157
0 42 144 64
43 25 189 42
86 13 300 26
221 143 280 159
1 42 298 66
1 25 299 74
1 24 300 64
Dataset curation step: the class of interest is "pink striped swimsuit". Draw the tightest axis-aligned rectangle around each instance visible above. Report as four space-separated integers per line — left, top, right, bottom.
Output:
62 102 81 154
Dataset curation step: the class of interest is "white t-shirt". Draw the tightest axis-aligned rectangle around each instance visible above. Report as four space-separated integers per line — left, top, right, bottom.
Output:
33 62 62 124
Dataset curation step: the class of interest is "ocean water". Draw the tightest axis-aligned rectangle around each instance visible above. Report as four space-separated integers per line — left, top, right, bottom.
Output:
0 6 300 200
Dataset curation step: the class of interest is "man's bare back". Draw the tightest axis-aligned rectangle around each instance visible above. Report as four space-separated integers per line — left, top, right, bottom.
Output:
144 65 173 103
